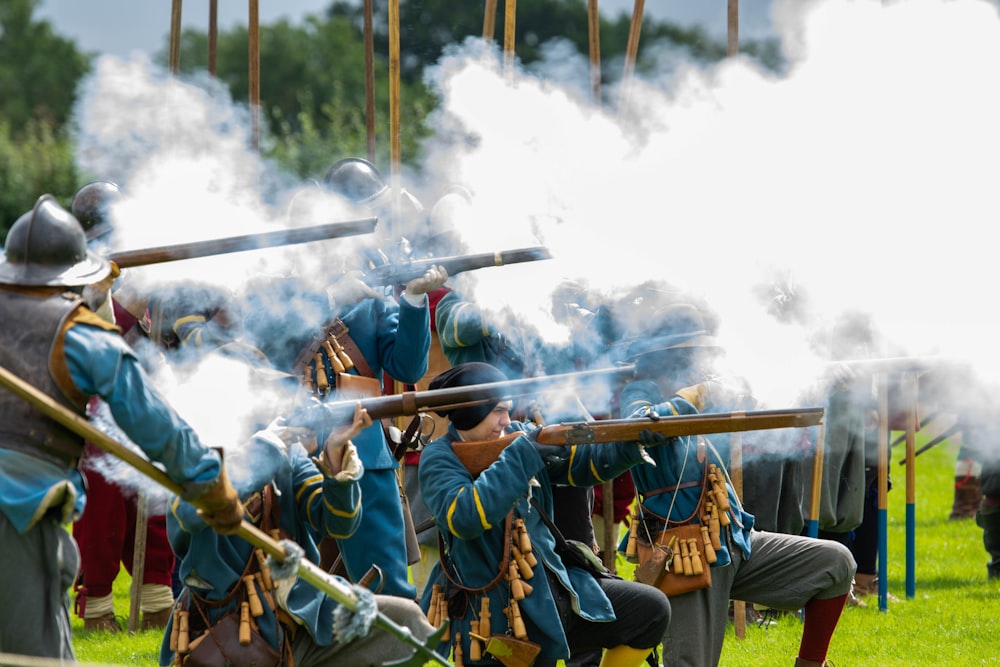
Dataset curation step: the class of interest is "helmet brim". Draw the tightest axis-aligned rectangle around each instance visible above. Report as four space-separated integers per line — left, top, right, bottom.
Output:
0 249 112 287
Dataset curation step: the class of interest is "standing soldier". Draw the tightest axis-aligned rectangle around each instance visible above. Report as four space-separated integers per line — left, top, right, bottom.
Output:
68 180 179 632
0 195 243 660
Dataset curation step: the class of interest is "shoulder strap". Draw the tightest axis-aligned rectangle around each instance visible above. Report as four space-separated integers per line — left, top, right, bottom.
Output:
437 512 513 595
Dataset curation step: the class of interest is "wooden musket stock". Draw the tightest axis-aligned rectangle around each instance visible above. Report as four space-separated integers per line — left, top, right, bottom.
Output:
453 407 826 478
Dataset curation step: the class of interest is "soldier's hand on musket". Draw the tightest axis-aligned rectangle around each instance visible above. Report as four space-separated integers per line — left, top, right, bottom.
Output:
326 269 381 306
527 425 569 469
314 402 370 479
404 264 448 297
637 428 671 448
195 450 245 535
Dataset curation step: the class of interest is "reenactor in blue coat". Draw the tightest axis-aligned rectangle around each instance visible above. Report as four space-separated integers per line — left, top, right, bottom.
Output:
619 303 856 667
418 362 671 667
0 195 242 660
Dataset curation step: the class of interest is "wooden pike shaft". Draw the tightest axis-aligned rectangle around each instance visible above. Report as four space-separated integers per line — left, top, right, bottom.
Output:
587 0 601 103
0 363 452 667
364 0 376 160
169 0 183 74
503 0 517 77
249 0 261 153
483 0 498 40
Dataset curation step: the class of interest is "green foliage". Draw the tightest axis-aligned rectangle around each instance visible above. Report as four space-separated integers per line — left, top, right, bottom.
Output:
0 0 91 131
0 119 78 240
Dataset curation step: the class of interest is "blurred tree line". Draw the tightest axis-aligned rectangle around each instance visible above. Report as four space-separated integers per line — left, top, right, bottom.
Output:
0 0 781 239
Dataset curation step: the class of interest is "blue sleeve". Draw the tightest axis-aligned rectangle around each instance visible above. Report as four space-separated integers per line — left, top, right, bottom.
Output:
63 324 221 489
378 296 430 384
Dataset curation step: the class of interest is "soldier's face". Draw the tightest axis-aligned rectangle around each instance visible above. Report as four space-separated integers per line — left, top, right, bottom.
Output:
461 400 513 441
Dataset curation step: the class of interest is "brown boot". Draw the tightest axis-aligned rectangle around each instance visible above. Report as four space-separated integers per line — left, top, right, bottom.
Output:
83 612 121 633
950 476 982 520
141 608 173 630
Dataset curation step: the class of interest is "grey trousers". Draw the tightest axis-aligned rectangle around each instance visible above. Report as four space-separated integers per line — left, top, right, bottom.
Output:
660 529 855 667
0 512 79 659
290 593 437 667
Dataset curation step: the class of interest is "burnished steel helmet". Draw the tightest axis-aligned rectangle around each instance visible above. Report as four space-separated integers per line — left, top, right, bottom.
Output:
0 194 111 287
322 157 389 206
71 180 122 241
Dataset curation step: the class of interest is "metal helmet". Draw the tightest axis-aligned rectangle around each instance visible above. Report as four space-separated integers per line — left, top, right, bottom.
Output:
322 157 389 206
0 194 111 287
71 180 122 241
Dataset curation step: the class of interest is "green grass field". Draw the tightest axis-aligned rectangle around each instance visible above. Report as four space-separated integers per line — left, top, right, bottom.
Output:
70 438 1000 666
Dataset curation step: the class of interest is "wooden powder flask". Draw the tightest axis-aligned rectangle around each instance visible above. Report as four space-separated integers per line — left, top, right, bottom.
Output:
322 340 346 373
508 563 527 601
479 597 492 637
625 514 640 562
239 601 252 645
254 548 275 590
687 538 704 575
454 632 465 667
177 610 190 653
700 525 718 564
244 575 264 617
469 620 483 661
680 539 693 576
511 544 534 580
169 607 181 651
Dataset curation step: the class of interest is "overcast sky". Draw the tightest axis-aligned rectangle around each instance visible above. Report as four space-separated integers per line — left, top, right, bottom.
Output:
37 0 778 59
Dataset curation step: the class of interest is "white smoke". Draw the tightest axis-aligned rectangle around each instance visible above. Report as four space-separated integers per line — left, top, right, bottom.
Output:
69 0 1000 491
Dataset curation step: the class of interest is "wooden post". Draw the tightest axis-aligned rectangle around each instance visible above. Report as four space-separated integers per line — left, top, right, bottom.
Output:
727 0 739 57
904 371 918 598
621 0 644 106
208 0 218 76
587 0 601 104
503 0 517 81
364 0 376 161
806 421 827 538
248 0 261 153
169 0 183 75
388 0 402 237
877 371 889 611
729 431 746 640
483 0 498 41
127 490 149 633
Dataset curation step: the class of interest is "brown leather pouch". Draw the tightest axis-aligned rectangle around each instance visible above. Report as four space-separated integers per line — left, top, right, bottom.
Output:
636 523 712 597
335 372 382 399
183 612 280 667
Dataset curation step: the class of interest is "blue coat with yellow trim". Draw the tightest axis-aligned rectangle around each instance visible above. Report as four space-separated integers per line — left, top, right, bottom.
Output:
620 380 754 568
418 421 648 663
158 430 362 666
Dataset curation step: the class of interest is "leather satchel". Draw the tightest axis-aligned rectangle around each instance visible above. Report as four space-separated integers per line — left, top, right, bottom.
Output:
183 611 280 667
636 523 712 597
634 460 714 597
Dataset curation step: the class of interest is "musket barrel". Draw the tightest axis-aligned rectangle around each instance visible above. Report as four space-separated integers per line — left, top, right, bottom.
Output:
299 364 636 426
362 246 552 286
109 217 378 268
534 407 826 445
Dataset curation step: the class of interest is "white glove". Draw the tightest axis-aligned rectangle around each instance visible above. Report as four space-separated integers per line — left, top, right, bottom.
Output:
404 264 449 297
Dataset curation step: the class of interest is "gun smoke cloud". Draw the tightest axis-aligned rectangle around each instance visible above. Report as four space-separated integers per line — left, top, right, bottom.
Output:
69 0 1000 487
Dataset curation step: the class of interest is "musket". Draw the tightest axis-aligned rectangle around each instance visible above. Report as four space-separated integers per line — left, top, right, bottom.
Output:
898 422 961 466
290 364 637 431
0 362 450 667
452 407 826 478
108 217 378 269
362 246 552 286
890 410 940 448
